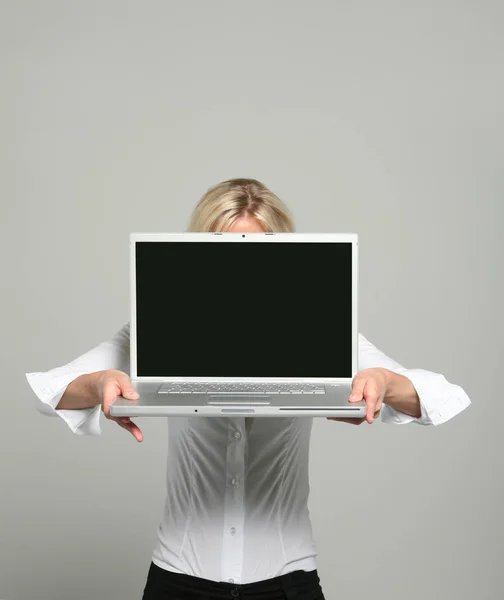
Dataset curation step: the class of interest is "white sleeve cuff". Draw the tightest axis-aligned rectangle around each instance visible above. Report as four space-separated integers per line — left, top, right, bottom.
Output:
25 371 103 435
381 368 471 426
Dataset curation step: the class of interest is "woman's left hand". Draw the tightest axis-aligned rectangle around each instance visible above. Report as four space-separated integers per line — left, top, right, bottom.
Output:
327 367 390 425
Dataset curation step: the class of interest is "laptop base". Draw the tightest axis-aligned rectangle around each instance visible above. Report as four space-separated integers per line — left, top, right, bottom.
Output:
110 383 366 418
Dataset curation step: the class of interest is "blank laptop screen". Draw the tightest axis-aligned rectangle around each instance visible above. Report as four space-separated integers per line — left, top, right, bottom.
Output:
135 241 353 378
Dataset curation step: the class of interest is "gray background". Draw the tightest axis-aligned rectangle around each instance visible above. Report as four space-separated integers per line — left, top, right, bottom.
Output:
2 1 502 599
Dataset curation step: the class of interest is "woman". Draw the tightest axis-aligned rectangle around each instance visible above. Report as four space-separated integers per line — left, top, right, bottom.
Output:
26 178 471 600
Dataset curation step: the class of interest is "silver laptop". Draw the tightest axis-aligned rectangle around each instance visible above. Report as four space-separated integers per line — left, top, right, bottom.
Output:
110 232 366 418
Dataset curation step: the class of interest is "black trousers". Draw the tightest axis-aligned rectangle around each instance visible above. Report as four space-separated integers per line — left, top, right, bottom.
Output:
142 562 326 600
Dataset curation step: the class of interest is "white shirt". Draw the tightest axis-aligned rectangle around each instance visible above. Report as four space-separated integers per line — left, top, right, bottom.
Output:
26 324 471 584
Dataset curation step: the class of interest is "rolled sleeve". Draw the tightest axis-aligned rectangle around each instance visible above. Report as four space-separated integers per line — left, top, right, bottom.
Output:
388 368 471 426
358 333 471 427
25 322 130 436
25 370 102 435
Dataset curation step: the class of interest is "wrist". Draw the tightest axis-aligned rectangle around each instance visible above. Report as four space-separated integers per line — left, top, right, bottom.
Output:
380 368 394 403
86 371 105 407
56 372 102 410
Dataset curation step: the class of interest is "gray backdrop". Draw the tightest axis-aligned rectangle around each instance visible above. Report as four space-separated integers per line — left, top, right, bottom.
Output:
2 1 502 599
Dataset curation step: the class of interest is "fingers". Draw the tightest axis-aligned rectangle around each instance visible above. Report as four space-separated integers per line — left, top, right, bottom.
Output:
114 380 141 440
363 379 383 424
102 379 139 419
327 407 381 425
115 417 143 442
348 374 380 424
327 417 366 425
95 372 142 440
102 381 121 419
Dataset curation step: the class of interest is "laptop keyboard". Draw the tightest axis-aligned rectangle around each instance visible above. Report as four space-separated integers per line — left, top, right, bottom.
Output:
158 382 326 394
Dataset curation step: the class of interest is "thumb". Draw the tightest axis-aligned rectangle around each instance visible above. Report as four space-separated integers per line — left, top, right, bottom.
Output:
349 374 366 402
116 373 139 399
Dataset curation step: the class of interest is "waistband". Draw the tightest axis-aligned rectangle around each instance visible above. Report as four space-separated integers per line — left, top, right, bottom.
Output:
146 561 322 599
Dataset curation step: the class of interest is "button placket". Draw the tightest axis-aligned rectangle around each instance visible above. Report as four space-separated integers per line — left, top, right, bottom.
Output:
221 417 246 584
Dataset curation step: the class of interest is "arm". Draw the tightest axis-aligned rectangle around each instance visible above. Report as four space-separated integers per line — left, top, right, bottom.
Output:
358 333 471 426
25 322 130 435
56 372 103 410
381 369 421 418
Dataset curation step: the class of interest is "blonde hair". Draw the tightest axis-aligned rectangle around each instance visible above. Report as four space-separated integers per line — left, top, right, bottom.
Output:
187 178 295 233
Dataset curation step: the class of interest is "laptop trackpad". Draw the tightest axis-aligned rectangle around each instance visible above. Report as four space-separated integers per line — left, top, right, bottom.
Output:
207 395 271 406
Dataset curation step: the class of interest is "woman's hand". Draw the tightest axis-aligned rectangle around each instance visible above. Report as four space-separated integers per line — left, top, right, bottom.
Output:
327 367 390 425
93 369 143 442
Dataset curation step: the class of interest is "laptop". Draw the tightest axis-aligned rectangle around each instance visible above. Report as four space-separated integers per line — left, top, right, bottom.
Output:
110 232 366 418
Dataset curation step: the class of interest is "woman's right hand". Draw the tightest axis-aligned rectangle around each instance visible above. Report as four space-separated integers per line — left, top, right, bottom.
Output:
93 369 143 442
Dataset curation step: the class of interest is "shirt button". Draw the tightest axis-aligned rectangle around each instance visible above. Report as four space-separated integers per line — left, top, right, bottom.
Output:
234 431 242 440
228 578 234 583
230 527 236 535
230 477 239 487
